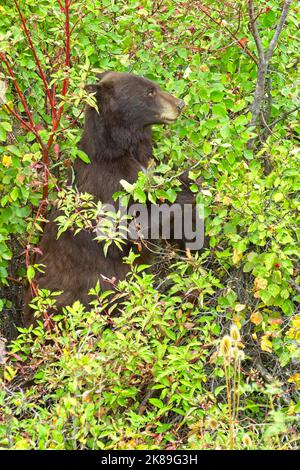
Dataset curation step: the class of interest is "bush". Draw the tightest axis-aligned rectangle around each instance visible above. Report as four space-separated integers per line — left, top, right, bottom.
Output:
0 0 299 450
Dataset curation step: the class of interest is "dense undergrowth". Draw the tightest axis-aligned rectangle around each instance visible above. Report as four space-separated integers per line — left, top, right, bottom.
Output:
0 0 299 449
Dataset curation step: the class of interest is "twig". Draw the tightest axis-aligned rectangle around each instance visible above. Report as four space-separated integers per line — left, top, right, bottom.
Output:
260 111 275 136
3 103 35 135
248 0 292 127
55 106 84 133
198 4 258 65
248 0 264 61
269 105 300 128
266 0 293 64
57 0 64 12
0 54 36 130
52 0 71 129
7 276 22 285
42 0 71 204
13 0 56 118
138 387 158 414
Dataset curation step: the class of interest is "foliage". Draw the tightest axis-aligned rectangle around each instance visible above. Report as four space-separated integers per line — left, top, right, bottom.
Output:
0 0 299 450
55 187 129 255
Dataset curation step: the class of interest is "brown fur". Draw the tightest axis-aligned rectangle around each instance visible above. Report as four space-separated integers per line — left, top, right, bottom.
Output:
23 72 185 326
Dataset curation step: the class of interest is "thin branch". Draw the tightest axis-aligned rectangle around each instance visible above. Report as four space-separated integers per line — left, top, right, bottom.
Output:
3 104 33 134
42 0 71 203
269 105 300 128
248 0 264 62
247 0 293 130
0 53 36 130
266 0 293 64
198 5 258 65
13 0 56 116
260 111 275 136
57 0 64 12
7 276 22 285
55 106 84 134
0 61 44 146
233 5 242 36
55 0 71 126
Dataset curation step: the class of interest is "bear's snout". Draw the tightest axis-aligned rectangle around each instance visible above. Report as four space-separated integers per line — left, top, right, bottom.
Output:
158 92 185 123
177 99 185 112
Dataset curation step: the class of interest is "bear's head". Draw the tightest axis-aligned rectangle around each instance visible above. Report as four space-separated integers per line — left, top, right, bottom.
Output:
86 71 185 128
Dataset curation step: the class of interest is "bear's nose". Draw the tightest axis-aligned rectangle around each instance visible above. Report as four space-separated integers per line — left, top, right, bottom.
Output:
177 99 185 111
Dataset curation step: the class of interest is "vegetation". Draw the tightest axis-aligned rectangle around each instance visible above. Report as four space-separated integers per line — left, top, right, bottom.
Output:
0 0 299 450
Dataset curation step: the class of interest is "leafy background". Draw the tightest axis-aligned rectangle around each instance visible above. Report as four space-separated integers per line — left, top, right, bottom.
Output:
0 0 299 450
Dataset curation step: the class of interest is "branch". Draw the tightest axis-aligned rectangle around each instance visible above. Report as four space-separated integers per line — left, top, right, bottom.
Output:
13 0 56 116
0 53 36 129
248 0 264 62
57 0 64 12
247 0 293 130
54 0 71 126
55 106 84 134
63 0 71 86
2 1 72 220
260 110 275 136
269 105 300 128
0 54 44 147
233 4 242 36
4 104 34 134
265 0 292 64
42 0 71 204
198 5 258 65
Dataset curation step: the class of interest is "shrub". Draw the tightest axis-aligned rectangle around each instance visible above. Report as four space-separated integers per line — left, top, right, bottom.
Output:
0 0 299 450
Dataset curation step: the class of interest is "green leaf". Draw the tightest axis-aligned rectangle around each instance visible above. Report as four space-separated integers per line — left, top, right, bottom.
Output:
133 187 146 203
210 90 224 102
274 192 283 202
166 188 178 203
0 122 12 132
0 126 6 141
203 141 212 154
212 103 227 118
120 180 135 193
27 265 35 283
149 398 164 408
165 328 176 340
10 188 19 201
76 149 91 164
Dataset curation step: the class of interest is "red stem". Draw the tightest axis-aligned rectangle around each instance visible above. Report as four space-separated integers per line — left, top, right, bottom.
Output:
2 2 71 215
13 0 56 118
57 0 64 12
41 0 71 205
2 0 72 326
3 103 36 136
0 53 36 129
56 0 71 124
0 59 44 148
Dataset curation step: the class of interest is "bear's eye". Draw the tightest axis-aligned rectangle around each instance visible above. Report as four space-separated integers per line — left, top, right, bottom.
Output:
147 89 156 98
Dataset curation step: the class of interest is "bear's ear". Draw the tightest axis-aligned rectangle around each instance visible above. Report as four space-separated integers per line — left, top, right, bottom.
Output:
96 71 114 93
96 71 110 81
85 83 100 94
85 72 111 94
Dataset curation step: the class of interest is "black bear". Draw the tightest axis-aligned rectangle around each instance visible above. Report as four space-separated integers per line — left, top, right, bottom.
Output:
23 71 188 326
